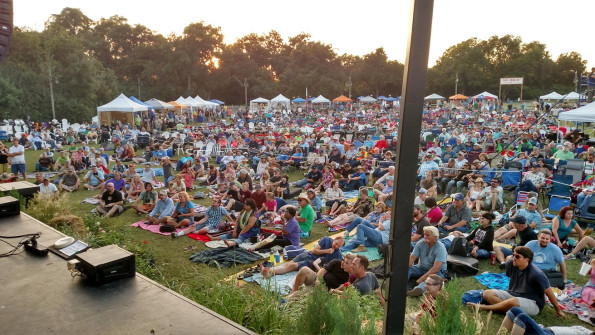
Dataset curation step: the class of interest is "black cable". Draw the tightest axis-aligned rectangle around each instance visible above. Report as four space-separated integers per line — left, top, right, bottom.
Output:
0 232 41 239
0 237 30 257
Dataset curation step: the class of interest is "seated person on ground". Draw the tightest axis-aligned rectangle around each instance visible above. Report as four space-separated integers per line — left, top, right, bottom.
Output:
436 193 472 234
450 212 495 259
495 197 542 240
84 165 105 190
494 216 538 269
58 167 79 192
341 210 391 253
468 246 564 318
330 255 379 296
164 191 195 229
407 226 447 297
286 253 355 300
146 190 175 224
209 199 260 247
526 229 567 286
475 178 503 212
323 189 374 227
132 182 157 215
172 197 235 237
255 206 301 250
95 182 124 217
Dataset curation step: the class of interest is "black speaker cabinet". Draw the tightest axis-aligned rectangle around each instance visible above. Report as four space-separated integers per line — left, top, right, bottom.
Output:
0 195 19 217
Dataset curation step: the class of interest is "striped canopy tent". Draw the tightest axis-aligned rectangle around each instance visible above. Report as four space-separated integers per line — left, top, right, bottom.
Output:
167 101 188 110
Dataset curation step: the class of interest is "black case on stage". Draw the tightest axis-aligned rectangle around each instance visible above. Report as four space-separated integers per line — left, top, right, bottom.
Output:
76 245 135 284
0 196 20 217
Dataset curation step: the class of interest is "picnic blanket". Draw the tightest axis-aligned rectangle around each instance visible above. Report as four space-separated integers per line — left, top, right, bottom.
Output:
189 247 265 267
81 197 100 205
135 168 164 176
243 269 297 296
474 272 510 290
341 236 382 261
131 220 184 236
328 222 349 232
547 282 594 322
27 172 57 179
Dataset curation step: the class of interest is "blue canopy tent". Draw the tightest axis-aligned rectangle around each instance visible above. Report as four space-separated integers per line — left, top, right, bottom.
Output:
129 96 154 110
377 95 388 100
210 99 225 105
291 97 306 103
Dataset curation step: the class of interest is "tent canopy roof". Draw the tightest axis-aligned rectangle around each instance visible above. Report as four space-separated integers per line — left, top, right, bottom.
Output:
144 98 175 110
333 95 352 102
471 91 498 100
312 95 330 103
563 92 587 100
292 97 306 103
424 93 445 100
271 94 290 103
449 94 469 100
359 96 377 102
97 93 148 113
539 92 563 100
251 97 270 104
558 102 595 122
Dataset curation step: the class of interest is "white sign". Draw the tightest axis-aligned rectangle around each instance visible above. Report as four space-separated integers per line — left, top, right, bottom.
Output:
500 77 523 85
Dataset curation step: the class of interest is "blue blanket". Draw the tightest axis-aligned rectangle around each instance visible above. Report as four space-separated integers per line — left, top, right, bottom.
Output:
474 272 510 290
244 270 297 296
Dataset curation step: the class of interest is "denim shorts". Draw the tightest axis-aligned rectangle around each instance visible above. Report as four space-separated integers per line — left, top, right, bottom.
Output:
11 163 26 174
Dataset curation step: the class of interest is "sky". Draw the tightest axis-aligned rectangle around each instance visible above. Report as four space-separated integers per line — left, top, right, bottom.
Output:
13 0 595 70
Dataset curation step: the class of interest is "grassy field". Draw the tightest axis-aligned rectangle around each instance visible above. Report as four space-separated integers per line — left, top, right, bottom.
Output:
13 142 595 334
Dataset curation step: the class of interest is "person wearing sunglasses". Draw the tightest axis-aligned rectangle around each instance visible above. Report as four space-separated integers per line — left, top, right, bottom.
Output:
467 246 564 318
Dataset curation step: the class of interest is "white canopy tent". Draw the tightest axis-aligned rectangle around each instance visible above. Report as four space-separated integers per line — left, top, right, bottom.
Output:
424 93 445 100
270 94 291 110
97 93 148 125
194 96 217 109
539 92 563 100
186 96 204 107
471 91 498 100
558 102 595 122
250 97 270 112
359 96 377 103
312 95 330 104
563 92 587 100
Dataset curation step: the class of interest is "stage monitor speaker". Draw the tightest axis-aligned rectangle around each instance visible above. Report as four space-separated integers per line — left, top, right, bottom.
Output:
0 196 20 217
0 0 13 63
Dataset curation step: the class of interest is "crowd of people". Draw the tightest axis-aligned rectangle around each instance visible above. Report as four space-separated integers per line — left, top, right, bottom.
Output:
2 98 595 331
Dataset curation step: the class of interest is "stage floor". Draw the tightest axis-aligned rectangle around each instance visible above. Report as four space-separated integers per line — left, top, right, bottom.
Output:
0 212 254 335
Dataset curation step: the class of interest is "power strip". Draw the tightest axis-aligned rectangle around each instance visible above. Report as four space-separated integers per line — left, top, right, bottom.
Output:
24 240 49 256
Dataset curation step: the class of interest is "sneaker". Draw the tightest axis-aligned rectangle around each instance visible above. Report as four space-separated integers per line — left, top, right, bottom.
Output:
171 232 177 239
499 262 506 270
343 231 350 239
353 245 367 253
407 287 423 297
564 254 576 260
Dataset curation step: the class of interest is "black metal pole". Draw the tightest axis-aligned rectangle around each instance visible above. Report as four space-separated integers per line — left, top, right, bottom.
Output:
383 1 434 334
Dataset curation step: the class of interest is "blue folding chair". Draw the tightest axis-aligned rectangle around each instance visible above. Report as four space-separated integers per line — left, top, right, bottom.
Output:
544 174 573 219
502 170 522 192
544 196 572 220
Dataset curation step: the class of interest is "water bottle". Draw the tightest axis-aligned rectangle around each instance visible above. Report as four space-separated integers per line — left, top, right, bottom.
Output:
269 253 275 263
274 250 280 263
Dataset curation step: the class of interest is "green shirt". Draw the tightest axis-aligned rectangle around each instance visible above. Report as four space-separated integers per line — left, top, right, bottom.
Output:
298 204 315 233
139 190 157 204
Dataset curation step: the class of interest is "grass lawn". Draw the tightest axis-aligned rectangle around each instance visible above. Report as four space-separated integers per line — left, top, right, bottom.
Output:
14 142 595 334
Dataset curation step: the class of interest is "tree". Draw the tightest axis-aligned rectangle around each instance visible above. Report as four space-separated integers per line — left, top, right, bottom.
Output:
555 51 587 88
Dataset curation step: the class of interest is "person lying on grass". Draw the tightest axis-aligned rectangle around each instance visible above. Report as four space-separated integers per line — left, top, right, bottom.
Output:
259 236 345 279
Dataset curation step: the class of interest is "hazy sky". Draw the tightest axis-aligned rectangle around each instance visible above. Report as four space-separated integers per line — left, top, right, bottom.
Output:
14 0 595 70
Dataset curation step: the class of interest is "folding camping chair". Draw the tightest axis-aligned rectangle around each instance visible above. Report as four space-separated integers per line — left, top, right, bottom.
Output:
565 159 585 184
543 174 573 220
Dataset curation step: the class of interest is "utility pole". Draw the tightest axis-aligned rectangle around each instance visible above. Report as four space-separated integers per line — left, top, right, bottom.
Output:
137 76 141 100
244 77 248 107
348 77 353 99
384 0 434 333
48 58 56 120
455 72 458 95
574 70 578 92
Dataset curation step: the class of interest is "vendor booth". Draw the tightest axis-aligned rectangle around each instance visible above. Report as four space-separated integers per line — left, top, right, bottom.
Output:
97 93 148 125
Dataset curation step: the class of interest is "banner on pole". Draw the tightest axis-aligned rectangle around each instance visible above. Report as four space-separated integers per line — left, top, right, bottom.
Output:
500 77 523 85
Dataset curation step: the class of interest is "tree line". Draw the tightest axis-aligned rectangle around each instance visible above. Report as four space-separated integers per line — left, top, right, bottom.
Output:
0 8 588 122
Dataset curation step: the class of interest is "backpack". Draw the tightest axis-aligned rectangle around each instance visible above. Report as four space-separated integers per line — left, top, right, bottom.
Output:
448 236 469 257
159 224 176 233
447 254 479 277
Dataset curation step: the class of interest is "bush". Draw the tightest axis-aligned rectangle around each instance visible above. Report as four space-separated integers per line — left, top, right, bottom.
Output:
417 279 489 335
25 192 71 224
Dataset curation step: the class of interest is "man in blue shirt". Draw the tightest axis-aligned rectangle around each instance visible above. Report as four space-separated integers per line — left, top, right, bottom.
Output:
469 246 564 317
417 153 439 179
260 236 345 278
407 225 447 296
147 190 175 224
526 229 567 286
172 197 235 237
341 217 391 252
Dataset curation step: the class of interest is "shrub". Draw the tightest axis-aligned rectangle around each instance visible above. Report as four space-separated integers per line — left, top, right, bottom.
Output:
417 279 489 335
25 192 71 224
47 214 86 237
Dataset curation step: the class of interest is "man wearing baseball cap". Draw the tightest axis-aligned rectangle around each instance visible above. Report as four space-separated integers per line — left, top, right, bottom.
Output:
493 216 537 269
517 162 546 194
436 193 472 234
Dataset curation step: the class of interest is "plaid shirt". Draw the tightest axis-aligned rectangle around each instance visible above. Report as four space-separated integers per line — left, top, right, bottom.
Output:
205 205 229 229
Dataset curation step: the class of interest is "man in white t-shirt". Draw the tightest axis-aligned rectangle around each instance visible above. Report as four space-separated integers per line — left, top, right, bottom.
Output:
39 176 58 199
8 138 26 180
